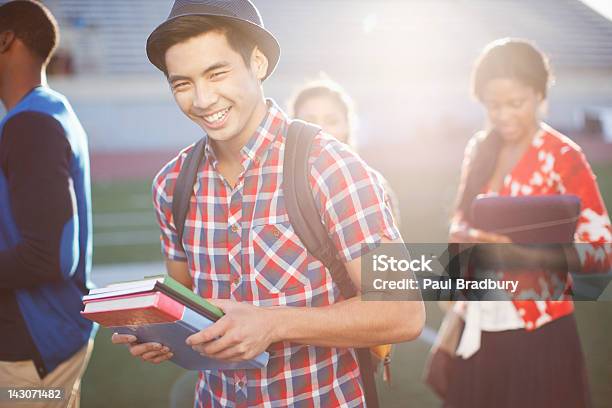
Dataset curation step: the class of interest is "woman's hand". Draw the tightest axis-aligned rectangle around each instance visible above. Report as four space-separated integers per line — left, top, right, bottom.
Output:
449 222 512 244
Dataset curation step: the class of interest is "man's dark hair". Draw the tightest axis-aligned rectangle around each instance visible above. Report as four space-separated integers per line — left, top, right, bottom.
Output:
147 15 256 75
0 0 59 64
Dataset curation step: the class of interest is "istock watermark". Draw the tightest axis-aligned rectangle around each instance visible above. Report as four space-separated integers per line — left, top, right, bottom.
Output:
372 254 434 272
361 243 612 301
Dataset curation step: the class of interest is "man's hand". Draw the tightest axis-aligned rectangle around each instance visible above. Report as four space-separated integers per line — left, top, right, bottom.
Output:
111 333 173 364
185 299 276 362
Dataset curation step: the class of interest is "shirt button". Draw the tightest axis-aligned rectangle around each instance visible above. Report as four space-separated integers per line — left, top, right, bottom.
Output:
232 275 241 286
231 224 240 233
272 227 281 238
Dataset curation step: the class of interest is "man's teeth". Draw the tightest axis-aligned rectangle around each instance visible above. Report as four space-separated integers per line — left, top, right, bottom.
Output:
204 108 229 123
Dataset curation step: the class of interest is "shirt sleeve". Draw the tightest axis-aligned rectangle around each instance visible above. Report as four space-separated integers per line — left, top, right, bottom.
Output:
558 146 612 272
152 158 188 262
0 111 78 288
374 170 402 228
308 133 400 263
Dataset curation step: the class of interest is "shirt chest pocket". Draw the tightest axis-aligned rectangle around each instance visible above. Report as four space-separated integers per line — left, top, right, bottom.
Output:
249 219 325 295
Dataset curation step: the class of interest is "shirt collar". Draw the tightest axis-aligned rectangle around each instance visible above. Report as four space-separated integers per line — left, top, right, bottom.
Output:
203 98 287 167
240 98 286 165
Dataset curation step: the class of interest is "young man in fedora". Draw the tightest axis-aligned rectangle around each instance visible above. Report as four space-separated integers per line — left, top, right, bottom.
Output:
0 1 95 406
112 1 425 406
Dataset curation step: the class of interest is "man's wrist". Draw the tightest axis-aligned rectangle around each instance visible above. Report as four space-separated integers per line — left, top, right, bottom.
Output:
265 306 292 344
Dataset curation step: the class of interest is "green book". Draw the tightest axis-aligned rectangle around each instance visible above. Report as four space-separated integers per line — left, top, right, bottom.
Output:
156 275 224 321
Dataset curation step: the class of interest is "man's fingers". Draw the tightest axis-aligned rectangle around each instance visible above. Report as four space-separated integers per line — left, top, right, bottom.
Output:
196 331 240 355
128 342 163 357
206 345 247 362
111 333 137 344
186 317 231 346
141 349 171 361
150 352 174 364
111 333 174 364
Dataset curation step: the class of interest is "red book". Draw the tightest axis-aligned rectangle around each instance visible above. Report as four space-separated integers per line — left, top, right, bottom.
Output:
82 291 184 327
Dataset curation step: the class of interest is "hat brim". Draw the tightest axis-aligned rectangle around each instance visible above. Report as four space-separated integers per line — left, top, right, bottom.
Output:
146 14 280 80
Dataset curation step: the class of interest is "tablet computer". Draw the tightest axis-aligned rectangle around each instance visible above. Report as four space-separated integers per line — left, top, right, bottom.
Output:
471 194 581 243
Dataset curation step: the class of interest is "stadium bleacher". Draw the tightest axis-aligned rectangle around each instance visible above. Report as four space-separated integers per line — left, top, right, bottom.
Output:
33 1 612 154
43 0 612 75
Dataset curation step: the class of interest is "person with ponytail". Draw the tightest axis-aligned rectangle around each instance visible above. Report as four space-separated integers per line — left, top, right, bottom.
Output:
444 38 611 407
290 76 401 227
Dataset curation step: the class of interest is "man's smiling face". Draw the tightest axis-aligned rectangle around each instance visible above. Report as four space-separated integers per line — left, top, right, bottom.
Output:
165 30 267 146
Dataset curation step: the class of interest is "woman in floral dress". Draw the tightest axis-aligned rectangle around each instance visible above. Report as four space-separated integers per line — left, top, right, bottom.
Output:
447 38 611 408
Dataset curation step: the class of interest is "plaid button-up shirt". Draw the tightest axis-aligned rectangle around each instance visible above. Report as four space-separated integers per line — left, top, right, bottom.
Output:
153 100 399 407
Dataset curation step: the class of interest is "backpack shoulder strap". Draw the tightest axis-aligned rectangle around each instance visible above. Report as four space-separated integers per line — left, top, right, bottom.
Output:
172 138 207 249
283 120 357 299
283 120 379 408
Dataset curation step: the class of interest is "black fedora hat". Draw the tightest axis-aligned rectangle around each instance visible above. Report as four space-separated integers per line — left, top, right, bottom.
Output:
146 0 280 79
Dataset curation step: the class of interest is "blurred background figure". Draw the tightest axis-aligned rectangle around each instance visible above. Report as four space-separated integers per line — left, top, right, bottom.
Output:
443 38 611 408
290 76 356 146
290 76 402 227
0 1 95 407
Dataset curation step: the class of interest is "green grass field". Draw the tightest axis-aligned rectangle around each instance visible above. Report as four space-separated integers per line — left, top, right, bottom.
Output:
82 163 612 407
91 180 162 265
91 164 612 266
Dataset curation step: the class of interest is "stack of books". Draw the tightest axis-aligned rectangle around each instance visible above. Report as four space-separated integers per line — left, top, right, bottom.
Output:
81 275 269 370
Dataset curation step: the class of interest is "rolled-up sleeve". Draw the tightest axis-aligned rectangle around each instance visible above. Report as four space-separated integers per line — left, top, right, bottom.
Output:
152 157 188 262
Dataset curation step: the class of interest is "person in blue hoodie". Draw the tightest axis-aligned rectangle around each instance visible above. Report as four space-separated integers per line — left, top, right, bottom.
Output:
0 1 95 406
